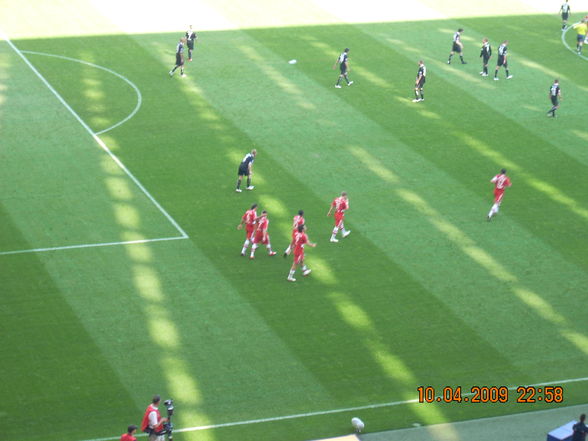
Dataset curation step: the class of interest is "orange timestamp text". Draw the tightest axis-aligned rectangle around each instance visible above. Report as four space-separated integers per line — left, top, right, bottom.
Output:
416 385 564 404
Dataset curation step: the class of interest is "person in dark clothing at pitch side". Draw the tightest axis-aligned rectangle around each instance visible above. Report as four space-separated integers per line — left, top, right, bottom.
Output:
235 149 257 192
572 414 588 441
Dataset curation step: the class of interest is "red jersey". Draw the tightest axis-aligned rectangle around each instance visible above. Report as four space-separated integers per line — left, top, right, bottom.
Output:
120 434 137 441
292 214 305 230
491 174 511 191
332 196 349 214
242 208 257 227
293 231 308 253
141 404 163 433
257 216 269 231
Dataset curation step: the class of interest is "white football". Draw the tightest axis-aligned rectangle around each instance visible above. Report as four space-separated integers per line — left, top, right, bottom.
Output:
288 59 297 64
351 417 364 432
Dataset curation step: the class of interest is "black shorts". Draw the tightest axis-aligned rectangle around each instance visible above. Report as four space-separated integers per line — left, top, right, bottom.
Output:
340 65 347 74
187 40 195 50
482 55 490 64
577 34 585 43
562 12 569 20
176 54 184 66
238 164 250 176
452 43 462 53
416 77 426 88
497 56 506 67
551 96 559 106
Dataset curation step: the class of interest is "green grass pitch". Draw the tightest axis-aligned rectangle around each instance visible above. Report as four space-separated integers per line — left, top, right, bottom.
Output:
1 1 587 441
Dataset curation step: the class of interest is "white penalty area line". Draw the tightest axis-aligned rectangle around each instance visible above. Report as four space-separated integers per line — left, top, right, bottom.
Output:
78 376 588 441
0 236 187 256
0 30 188 240
561 22 588 61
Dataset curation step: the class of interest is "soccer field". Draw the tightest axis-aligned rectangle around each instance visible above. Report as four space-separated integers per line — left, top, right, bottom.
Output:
1 0 588 440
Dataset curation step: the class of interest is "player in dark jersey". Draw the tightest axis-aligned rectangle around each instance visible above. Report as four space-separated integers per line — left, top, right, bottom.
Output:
447 29 467 64
547 79 562 117
235 149 257 192
479 38 492 76
169 37 186 77
412 60 426 102
493 41 512 80
333 48 353 88
185 25 198 61
560 0 571 30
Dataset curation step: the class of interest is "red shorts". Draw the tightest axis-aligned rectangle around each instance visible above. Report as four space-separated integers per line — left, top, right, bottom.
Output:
293 250 304 265
334 212 345 227
493 189 505 204
253 231 269 245
245 225 255 240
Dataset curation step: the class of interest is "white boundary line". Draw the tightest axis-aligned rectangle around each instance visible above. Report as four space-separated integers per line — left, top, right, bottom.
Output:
561 22 588 60
21 50 143 135
78 376 588 441
0 30 189 255
0 237 187 256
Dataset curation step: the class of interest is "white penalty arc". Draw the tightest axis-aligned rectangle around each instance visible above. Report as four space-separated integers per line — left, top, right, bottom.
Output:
561 23 588 61
20 50 143 135
1 33 189 240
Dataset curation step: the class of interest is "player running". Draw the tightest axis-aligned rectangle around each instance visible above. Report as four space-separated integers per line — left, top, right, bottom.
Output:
327 191 351 242
235 149 257 192
547 79 562 117
237 204 258 255
283 210 305 257
447 29 467 65
169 37 187 77
487 169 512 221
333 48 354 88
250 210 277 259
287 225 316 282
412 60 426 102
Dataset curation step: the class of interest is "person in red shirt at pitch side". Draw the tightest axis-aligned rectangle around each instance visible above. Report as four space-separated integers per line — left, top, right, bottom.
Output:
287 225 316 282
120 425 138 441
237 203 258 256
141 395 168 441
250 210 277 259
283 209 305 257
327 191 351 242
487 169 512 221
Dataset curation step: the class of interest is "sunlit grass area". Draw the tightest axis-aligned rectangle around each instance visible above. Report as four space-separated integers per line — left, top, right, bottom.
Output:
1 1 587 441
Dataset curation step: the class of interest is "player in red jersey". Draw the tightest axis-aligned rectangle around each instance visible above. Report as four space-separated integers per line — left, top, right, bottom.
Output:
287 225 316 282
237 203 258 255
327 191 351 242
283 210 305 257
487 169 512 221
250 210 277 258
